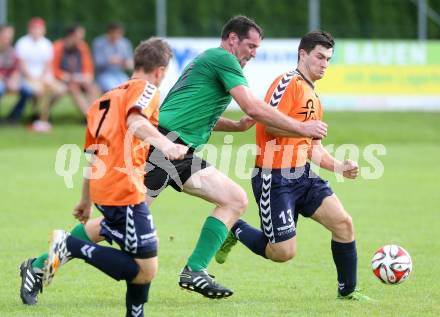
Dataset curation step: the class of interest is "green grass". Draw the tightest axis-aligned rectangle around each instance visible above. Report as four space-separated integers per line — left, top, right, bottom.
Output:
1 101 440 316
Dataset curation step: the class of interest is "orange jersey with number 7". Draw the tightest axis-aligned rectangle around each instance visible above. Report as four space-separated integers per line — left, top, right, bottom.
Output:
255 72 323 169
84 79 160 206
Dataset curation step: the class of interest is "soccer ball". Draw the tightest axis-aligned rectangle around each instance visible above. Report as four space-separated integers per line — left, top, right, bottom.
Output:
371 245 412 284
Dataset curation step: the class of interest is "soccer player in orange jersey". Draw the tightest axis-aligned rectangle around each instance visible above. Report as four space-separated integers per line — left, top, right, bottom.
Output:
215 31 371 301
20 38 187 316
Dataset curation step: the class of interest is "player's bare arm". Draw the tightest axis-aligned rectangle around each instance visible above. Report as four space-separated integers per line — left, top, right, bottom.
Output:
72 160 93 223
230 85 327 139
213 115 255 132
72 175 93 223
126 111 188 160
308 139 359 179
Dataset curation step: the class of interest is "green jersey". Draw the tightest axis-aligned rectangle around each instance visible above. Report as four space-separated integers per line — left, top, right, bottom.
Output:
159 47 248 148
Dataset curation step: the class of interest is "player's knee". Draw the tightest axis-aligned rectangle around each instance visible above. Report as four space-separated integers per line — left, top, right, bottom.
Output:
271 249 296 262
134 266 157 284
232 190 248 217
223 186 248 217
342 214 354 237
334 214 354 241
235 190 248 215
132 258 158 284
268 245 297 262
84 218 105 243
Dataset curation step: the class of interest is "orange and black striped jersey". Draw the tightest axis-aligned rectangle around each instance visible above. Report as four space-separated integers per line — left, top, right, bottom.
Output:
255 70 323 169
84 78 160 205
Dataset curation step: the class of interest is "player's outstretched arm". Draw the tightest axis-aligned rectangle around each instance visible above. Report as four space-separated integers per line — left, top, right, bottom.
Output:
126 111 188 160
230 85 327 139
308 140 359 179
213 115 255 132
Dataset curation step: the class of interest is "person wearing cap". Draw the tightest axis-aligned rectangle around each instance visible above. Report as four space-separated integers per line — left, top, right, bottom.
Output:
15 17 66 132
92 21 133 92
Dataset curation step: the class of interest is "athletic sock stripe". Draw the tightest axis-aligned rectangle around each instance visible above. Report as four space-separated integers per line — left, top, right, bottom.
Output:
132 304 143 316
132 304 142 310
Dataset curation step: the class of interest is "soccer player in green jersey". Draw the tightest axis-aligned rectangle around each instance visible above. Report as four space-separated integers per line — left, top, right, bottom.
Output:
21 16 328 303
136 15 326 299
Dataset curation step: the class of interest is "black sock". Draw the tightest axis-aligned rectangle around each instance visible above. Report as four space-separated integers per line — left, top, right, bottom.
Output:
66 236 139 281
126 282 150 317
232 219 268 258
331 240 357 295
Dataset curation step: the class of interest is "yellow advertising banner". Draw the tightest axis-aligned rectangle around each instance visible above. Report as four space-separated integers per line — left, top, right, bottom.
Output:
320 66 440 95
319 41 440 95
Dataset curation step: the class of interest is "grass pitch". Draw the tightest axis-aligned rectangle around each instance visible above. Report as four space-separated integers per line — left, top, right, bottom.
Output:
1 101 439 316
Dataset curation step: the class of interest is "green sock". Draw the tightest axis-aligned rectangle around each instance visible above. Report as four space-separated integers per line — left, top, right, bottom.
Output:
31 223 91 270
70 223 91 241
187 216 228 271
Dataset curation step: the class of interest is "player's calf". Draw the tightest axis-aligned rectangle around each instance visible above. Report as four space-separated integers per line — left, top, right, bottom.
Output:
126 282 151 317
126 258 156 317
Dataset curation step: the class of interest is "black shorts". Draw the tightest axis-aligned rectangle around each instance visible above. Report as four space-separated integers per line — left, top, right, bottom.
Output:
144 127 210 197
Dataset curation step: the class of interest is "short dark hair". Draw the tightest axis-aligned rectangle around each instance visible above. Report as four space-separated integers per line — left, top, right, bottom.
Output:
298 30 334 55
64 24 83 37
107 21 124 33
221 15 263 41
134 37 173 73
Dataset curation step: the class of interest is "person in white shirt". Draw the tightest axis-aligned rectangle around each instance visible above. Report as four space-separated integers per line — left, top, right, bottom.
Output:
15 17 66 132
